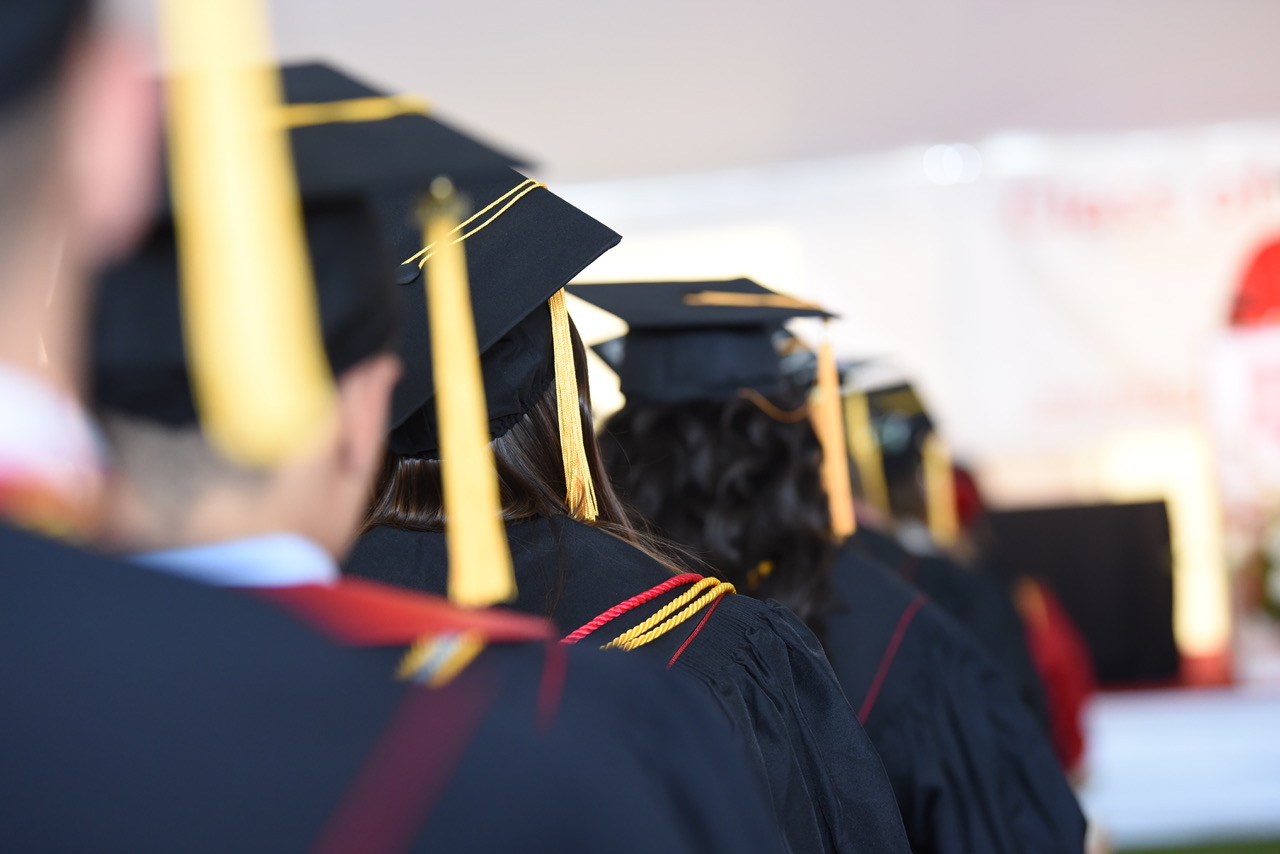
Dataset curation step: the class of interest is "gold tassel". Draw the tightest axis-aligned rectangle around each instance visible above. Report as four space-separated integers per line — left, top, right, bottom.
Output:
158 0 334 467
422 179 517 607
548 289 599 521
811 323 857 541
922 430 959 547
843 390 891 515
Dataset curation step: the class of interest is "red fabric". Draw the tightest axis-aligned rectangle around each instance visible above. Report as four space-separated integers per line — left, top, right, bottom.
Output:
1231 237 1280 326
309 664 499 854
951 465 985 532
667 594 726 669
252 578 554 647
537 640 568 732
560 573 703 644
858 596 924 724
1018 579 1095 774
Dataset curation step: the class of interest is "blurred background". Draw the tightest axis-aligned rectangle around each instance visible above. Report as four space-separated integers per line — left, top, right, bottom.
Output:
108 1 1280 850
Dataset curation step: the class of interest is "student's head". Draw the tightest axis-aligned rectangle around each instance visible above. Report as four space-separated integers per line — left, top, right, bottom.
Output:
0 2 157 281
573 279 838 622
90 60 530 557
92 200 401 558
368 308 634 534
0 3 157 400
355 172 698 568
602 392 834 622
865 383 935 524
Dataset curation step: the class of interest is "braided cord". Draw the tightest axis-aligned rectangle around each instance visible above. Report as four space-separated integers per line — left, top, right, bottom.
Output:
561 573 703 644
601 578 720 650
606 582 735 652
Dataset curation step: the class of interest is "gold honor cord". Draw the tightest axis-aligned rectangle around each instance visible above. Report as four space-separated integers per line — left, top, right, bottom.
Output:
811 326 856 541
604 579 736 651
922 431 960 547
843 391 891 515
159 0 333 467
682 291 826 311
422 182 517 607
737 388 810 423
548 289 599 521
403 179 547 268
277 94 430 128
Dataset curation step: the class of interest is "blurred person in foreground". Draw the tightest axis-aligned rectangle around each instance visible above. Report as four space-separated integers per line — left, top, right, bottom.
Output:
342 161 909 852
0 1 156 535
3 15 786 848
589 278 1087 854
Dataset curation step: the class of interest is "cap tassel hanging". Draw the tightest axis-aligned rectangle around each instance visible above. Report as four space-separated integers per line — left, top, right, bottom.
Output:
159 0 334 466
811 323 856 542
548 288 599 521
422 179 517 607
843 390 891 515
921 430 960 548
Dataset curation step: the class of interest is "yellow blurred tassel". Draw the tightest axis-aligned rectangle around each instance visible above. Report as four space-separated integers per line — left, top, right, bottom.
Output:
922 430 959 547
811 324 856 541
548 289 598 521
422 180 516 607
843 390 891 515
158 0 334 467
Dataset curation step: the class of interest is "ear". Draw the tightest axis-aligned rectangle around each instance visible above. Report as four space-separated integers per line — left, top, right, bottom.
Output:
332 353 402 482
60 28 160 264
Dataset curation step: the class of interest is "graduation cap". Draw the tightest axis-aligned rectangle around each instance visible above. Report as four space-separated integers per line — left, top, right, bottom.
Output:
0 1 85 110
565 279 832 404
142 0 530 612
153 61 524 215
571 278 856 540
380 168 621 523
93 61 523 430
847 369 958 544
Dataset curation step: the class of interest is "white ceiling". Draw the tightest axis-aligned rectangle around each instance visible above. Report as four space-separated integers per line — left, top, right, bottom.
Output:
111 0 1280 183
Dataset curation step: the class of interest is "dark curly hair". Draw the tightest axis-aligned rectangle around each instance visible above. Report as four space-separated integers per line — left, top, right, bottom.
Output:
362 319 691 577
601 392 835 626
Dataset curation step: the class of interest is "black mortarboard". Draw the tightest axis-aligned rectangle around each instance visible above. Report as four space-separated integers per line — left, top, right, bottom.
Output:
860 384 931 460
858 378 957 541
567 279 833 404
863 382 934 483
152 61 524 214
91 61 521 426
0 1 85 110
382 169 621 458
92 202 393 425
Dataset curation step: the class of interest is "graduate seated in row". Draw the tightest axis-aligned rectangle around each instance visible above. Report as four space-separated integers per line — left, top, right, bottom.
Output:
328 86 911 854
13 34 784 851
325 78 911 854
581 278 1088 854
839 370 1053 732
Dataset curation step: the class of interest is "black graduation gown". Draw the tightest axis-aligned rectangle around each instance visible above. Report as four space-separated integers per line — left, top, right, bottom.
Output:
347 516 911 854
851 526 1051 732
0 523 787 854
825 545 1086 854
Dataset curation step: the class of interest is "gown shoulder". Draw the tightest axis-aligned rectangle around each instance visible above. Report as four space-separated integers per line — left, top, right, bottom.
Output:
850 527 1051 731
348 519 911 854
0 523 785 854
826 547 1086 854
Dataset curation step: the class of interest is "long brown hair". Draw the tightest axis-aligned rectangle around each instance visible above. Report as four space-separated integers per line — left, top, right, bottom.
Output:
363 319 693 575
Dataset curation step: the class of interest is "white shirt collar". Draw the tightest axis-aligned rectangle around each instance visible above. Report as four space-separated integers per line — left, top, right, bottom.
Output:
896 519 943 557
0 362 103 489
132 532 338 588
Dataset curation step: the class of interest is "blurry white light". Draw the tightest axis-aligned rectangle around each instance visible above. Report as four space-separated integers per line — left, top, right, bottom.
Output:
923 143 983 185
